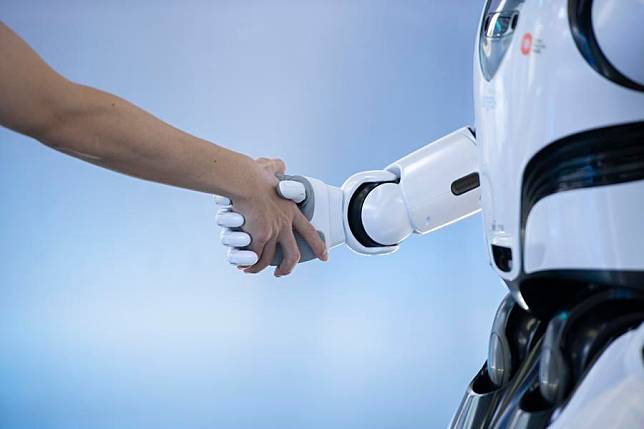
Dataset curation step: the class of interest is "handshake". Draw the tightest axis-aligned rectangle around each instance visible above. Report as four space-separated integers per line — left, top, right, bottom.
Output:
212 128 481 277
213 158 351 277
212 156 408 277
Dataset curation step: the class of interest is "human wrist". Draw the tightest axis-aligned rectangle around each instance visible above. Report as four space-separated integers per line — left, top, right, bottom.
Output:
228 156 273 204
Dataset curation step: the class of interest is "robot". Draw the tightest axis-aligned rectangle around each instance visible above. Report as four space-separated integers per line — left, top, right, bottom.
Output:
216 1 644 427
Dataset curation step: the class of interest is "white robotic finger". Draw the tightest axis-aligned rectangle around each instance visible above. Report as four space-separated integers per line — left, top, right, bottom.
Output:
220 230 252 247
277 180 306 203
214 195 232 206
227 249 258 266
215 209 245 228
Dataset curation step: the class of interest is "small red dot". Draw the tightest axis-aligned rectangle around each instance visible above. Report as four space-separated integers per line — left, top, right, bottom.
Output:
521 33 533 55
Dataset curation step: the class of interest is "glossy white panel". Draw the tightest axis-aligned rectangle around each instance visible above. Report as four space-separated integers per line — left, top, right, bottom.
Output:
386 127 481 234
361 183 413 246
524 181 644 273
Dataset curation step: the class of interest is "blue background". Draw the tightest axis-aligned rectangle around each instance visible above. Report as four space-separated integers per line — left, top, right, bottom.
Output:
0 1 505 428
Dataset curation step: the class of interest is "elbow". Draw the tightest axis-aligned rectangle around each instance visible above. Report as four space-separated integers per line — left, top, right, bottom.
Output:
24 80 82 147
24 113 61 147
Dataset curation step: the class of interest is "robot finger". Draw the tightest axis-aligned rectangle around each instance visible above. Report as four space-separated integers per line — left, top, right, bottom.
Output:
220 229 252 247
227 248 258 266
277 180 306 203
215 209 244 228
214 195 232 207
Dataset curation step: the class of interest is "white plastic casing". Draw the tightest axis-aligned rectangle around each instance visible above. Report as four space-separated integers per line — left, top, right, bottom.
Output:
524 181 644 273
474 0 644 282
385 127 480 235
361 183 413 246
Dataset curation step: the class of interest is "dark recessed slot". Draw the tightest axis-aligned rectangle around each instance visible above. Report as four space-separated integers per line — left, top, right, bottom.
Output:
492 245 513 272
451 172 480 196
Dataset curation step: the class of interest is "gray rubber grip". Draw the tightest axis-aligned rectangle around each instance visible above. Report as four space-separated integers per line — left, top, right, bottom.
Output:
270 230 326 266
269 174 326 266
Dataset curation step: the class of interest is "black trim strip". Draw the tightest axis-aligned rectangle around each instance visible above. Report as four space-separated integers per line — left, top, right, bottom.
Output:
507 270 644 319
568 0 644 92
522 121 644 230
347 182 392 248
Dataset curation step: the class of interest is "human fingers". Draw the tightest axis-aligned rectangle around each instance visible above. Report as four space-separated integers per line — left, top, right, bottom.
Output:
243 236 278 274
293 210 327 261
273 229 301 277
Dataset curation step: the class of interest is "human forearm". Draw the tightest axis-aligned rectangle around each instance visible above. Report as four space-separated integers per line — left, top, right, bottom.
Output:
0 21 257 199
35 83 258 199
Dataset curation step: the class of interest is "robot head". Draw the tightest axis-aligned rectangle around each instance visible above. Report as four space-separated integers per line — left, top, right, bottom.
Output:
474 0 644 313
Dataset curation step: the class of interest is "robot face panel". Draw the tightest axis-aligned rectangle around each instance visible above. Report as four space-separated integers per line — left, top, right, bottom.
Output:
473 0 644 310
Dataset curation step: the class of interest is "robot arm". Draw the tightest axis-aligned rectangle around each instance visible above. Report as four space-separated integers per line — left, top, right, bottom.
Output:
217 127 481 265
340 126 481 255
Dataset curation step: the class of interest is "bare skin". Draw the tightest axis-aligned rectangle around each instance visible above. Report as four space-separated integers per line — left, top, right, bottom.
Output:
0 21 327 276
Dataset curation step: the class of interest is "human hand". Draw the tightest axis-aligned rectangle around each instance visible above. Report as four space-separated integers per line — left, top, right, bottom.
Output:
215 158 328 277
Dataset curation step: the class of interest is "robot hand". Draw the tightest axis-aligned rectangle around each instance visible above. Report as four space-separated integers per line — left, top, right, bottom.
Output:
215 175 346 269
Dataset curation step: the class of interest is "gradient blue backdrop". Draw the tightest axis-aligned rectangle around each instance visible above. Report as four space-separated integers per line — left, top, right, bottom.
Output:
0 1 505 428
